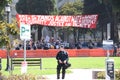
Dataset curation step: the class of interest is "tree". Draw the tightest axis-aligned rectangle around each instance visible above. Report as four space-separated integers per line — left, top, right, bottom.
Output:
59 0 83 42
0 20 19 47
112 0 120 10
16 0 54 15
84 0 108 41
16 0 55 40
0 20 19 71
59 1 83 15
84 0 120 42
112 0 120 42
0 0 19 71
99 0 120 42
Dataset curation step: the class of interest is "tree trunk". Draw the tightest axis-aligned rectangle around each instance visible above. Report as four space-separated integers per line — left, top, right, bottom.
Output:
5 44 11 71
38 26 43 40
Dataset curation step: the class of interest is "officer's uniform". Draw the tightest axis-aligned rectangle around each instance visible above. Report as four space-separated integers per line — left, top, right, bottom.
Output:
56 47 68 79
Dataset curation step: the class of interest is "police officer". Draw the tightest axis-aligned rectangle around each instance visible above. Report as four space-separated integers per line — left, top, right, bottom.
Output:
56 45 69 79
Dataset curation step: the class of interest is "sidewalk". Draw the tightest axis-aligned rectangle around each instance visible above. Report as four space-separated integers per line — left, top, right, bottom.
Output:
45 69 93 80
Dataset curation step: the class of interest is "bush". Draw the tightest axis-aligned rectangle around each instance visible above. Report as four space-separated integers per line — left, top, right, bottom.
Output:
115 70 120 80
97 70 120 80
97 71 105 79
0 72 48 80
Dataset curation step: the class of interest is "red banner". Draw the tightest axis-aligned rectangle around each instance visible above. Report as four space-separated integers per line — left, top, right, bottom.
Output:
16 14 98 28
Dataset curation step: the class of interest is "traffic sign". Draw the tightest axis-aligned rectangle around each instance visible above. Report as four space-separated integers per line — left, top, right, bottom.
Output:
20 23 31 40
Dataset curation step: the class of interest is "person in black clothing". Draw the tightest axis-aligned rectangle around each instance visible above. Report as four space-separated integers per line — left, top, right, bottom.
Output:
56 45 69 79
113 43 117 56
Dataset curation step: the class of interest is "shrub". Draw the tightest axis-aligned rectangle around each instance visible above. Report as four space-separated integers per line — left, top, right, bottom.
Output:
0 72 48 80
0 72 7 80
97 70 120 80
97 71 105 79
115 70 120 80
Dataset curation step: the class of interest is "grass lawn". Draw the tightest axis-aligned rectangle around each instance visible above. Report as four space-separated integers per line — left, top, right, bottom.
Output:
0 57 120 76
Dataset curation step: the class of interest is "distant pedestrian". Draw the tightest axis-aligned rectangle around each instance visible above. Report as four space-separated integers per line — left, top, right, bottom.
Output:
88 40 94 49
113 43 117 56
56 45 70 79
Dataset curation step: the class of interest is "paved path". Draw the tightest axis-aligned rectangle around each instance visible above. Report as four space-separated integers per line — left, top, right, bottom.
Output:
45 69 93 80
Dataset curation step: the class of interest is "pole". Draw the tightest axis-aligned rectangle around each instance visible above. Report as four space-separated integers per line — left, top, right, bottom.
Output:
24 39 26 61
21 39 27 74
5 9 10 71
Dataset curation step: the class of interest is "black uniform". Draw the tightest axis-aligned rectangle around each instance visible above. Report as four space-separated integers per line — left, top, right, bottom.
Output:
56 50 68 79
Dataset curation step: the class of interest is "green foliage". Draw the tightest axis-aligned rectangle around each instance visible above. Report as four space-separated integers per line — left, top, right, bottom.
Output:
0 20 19 48
0 21 9 47
0 72 48 80
115 71 120 80
97 71 105 79
0 36 9 47
84 0 101 14
59 0 83 15
0 0 12 20
58 0 84 42
97 70 120 80
112 0 120 11
50 0 58 15
6 20 19 35
16 0 55 15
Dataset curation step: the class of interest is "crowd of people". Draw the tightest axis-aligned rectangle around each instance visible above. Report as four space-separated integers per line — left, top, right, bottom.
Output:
14 37 103 50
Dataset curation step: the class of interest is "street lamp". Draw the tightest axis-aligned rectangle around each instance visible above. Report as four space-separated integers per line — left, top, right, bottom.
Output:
5 3 10 23
5 3 11 71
